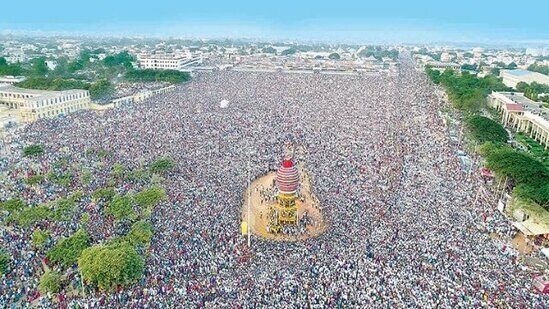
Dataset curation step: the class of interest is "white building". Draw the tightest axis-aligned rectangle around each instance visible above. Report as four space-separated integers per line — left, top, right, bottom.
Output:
488 92 549 149
500 69 549 88
0 85 90 123
137 53 202 71
0 76 26 85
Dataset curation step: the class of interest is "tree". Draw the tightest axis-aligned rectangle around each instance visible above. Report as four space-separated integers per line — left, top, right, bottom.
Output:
25 174 45 186
124 69 190 84
516 81 529 92
32 229 51 248
105 195 135 220
46 229 90 268
1 198 26 212
0 248 9 274
134 187 166 210
281 48 297 56
486 148 548 184
112 163 126 179
466 116 508 144
78 243 144 290
30 57 49 76
92 187 116 202
149 158 176 174
513 183 549 209
328 53 341 60
126 221 153 248
89 79 115 101
39 270 61 294
23 144 44 157
9 205 51 226
103 51 135 68
527 63 549 75
261 46 277 54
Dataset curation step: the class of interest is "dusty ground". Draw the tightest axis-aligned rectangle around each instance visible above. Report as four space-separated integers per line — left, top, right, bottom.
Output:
241 168 326 241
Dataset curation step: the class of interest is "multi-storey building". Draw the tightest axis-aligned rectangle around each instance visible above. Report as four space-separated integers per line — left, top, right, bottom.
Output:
0 85 90 123
137 53 202 71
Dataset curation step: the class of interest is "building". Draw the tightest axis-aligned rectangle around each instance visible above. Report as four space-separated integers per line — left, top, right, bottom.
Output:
500 69 549 88
137 53 202 71
0 76 26 85
488 92 549 149
0 85 90 123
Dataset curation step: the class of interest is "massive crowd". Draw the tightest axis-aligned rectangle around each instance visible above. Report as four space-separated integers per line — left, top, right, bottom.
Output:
0 55 546 307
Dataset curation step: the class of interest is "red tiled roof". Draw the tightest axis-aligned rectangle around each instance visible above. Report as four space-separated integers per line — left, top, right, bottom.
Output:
505 104 523 112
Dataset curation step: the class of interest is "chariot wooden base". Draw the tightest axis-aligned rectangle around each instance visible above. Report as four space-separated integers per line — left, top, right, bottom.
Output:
241 170 326 242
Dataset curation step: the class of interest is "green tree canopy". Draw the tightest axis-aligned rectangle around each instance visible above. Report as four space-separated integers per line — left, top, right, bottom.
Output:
1 198 26 212
425 68 510 112
105 195 135 220
0 248 10 275
486 147 548 185
89 79 115 101
281 48 297 56
125 69 190 84
39 270 61 294
78 243 144 290
92 187 116 202
0 57 25 76
30 57 49 76
126 221 153 248
466 115 509 144
328 53 341 60
23 144 44 157
527 63 549 75
261 46 277 54
134 187 166 210
9 205 51 227
32 229 51 248
149 157 176 174
103 51 135 68
46 229 90 268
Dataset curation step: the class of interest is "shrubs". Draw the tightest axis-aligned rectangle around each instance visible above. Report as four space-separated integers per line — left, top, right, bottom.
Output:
126 221 153 248
39 270 61 294
46 230 90 268
25 174 45 186
125 69 190 83
134 187 166 210
23 144 44 157
0 248 9 274
9 205 51 226
92 187 116 202
32 230 51 248
149 158 176 174
1 198 26 212
466 115 509 144
78 243 144 291
105 195 135 220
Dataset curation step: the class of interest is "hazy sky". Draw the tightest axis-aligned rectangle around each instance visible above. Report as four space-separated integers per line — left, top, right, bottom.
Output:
2 0 548 44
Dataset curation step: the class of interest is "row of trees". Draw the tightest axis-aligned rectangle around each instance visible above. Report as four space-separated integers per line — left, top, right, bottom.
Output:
426 68 510 112
480 143 548 209
527 63 549 76
516 81 549 103
425 67 548 210
359 47 399 60
124 69 191 84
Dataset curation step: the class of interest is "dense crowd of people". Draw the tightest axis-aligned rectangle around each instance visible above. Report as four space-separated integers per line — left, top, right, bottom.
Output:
0 55 545 307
